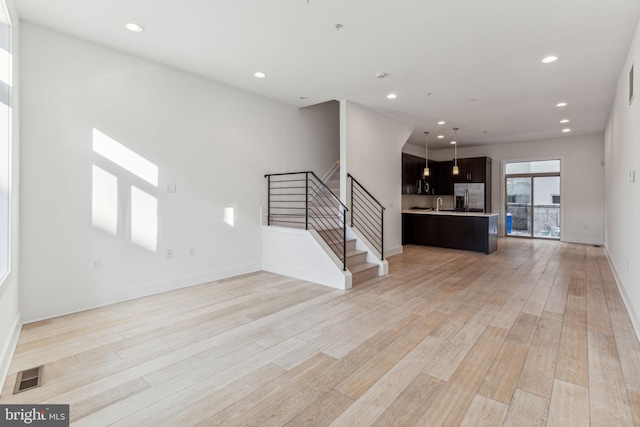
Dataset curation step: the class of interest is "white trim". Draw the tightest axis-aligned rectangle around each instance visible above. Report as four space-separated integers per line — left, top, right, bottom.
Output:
604 245 640 342
0 310 21 393
385 245 403 258
262 225 351 290
20 263 261 324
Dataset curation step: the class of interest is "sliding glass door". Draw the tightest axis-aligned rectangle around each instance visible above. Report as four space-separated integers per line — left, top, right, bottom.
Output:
505 161 560 239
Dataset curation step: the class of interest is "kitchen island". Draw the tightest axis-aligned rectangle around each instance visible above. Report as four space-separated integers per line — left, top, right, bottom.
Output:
402 210 498 254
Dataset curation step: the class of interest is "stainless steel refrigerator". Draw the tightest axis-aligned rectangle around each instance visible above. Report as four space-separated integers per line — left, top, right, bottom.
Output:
454 183 485 212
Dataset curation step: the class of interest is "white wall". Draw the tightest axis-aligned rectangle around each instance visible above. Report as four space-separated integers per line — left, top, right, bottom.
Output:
19 23 339 322
0 0 20 392
604 17 640 337
404 133 605 245
341 101 414 257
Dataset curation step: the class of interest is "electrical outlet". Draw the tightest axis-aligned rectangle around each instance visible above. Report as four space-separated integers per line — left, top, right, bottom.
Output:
166 249 173 259
92 259 101 271
188 247 195 257
165 182 177 193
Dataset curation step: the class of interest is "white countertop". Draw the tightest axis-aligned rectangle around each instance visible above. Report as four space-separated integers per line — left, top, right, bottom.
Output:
402 209 498 218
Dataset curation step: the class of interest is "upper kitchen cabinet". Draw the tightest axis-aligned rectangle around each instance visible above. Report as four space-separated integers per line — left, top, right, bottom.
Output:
402 153 419 194
402 153 438 195
438 160 454 195
454 157 491 183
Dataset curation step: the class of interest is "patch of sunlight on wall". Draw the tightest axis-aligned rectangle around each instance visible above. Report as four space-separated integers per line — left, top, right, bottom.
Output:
0 47 9 86
131 186 158 252
92 129 158 186
224 206 235 227
92 166 118 235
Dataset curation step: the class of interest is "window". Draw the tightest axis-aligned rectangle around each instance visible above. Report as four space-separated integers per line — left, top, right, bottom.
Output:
505 160 561 239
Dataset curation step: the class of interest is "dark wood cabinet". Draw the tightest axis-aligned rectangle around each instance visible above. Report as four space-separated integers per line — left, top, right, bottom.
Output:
403 213 498 254
438 160 454 195
402 154 438 195
402 154 491 208
454 157 489 183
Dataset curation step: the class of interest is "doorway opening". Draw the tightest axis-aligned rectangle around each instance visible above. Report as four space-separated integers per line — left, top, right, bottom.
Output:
505 160 560 239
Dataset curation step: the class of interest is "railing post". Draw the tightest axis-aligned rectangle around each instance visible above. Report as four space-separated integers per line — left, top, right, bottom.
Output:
381 208 384 260
343 207 347 271
350 176 354 227
305 172 309 230
267 175 271 226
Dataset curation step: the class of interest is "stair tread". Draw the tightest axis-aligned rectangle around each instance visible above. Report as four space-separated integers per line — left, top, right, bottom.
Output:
349 262 378 273
346 249 367 257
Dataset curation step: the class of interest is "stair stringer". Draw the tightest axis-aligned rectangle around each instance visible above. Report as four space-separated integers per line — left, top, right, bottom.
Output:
262 225 352 290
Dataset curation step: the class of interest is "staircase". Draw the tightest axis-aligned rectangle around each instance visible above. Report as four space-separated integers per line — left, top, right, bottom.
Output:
319 168 380 285
318 229 379 286
265 169 384 287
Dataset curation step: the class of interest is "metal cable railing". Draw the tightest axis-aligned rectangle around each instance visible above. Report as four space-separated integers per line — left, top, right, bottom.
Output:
265 171 348 270
347 173 385 260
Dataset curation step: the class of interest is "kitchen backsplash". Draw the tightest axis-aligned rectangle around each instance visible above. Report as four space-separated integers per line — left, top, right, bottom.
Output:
402 195 455 210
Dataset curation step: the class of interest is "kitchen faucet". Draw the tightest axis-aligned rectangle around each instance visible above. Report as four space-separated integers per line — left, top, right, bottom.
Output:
436 197 443 212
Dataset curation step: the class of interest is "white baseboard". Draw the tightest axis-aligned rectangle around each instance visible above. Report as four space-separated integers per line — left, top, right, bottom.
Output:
385 245 403 258
603 245 640 342
262 261 350 290
0 312 21 396
20 263 262 324
560 236 604 245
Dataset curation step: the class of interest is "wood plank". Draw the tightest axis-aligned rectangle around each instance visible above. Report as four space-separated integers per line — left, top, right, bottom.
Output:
555 308 589 388
503 389 549 426
588 331 634 425
329 336 445 426
460 394 508 427
546 379 590 427
478 313 539 404
516 311 563 399
282 389 353 427
159 364 286 426
371 373 443 427
334 310 448 399
415 326 510 426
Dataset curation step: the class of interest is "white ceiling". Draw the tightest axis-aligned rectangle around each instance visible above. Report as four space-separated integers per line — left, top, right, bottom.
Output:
13 0 640 149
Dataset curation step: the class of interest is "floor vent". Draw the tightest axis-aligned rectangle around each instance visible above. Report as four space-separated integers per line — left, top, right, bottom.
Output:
13 366 43 394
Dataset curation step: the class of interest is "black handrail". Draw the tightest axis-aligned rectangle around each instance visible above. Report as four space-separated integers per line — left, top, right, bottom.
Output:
265 171 348 270
347 173 385 260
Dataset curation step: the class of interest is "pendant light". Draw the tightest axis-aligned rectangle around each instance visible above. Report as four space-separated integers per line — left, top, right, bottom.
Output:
423 131 430 177
452 127 459 175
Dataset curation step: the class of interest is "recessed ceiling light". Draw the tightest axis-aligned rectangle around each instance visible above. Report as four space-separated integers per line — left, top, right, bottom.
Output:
560 119 570 123
437 135 444 139
254 72 266 78
386 93 397 99
542 56 558 63
125 23 145 33
437 121 445 125
562 128 571 133
556 102 567 107
450 141 457 145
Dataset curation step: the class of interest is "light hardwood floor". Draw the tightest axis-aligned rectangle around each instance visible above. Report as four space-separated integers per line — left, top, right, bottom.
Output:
2 239 640 426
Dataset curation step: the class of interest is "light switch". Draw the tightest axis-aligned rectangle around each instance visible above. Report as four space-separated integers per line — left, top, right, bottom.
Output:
165 182 177 193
